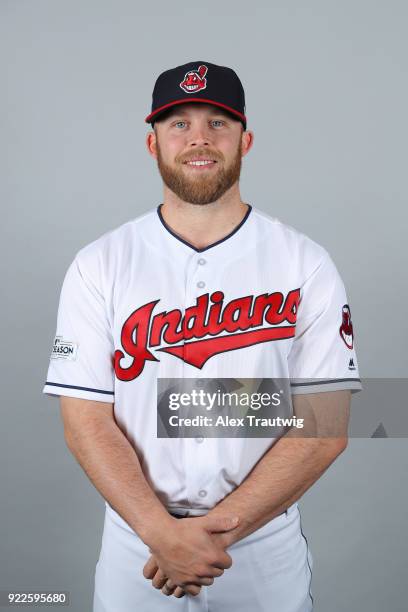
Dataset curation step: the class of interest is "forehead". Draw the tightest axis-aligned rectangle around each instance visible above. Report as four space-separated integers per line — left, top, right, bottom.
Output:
160 103 232 121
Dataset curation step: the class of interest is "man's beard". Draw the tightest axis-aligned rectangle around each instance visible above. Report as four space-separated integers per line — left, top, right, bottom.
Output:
156 142 242 205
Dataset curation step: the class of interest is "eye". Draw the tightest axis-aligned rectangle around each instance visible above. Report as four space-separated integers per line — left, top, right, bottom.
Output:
174 121 187 128
211 120 225 127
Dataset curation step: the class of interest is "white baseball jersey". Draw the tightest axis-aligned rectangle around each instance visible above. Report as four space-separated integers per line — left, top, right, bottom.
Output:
42 204 362 520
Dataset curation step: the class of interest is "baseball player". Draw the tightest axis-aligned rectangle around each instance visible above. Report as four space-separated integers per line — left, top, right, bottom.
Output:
42 61 362 611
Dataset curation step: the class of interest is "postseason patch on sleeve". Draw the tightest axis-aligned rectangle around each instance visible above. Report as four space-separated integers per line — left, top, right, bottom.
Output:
50 336 78 361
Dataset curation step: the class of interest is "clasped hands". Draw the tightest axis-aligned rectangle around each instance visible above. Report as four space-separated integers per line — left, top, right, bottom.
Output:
143 513 240 599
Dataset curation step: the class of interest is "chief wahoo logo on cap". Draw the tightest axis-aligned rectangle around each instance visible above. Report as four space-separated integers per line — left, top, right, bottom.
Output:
179 65 208 93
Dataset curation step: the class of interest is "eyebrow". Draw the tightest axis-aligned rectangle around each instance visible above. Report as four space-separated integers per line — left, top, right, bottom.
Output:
167 111 230 121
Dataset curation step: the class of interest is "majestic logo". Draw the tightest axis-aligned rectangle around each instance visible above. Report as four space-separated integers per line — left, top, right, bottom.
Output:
348 358 356 371
339 304 354 349
180 65 208 93
114 289 301 381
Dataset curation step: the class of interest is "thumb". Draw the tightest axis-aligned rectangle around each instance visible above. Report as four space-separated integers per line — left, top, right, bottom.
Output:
202 515 239 533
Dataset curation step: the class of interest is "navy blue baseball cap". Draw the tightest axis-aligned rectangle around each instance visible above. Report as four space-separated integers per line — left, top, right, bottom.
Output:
145 61 247 129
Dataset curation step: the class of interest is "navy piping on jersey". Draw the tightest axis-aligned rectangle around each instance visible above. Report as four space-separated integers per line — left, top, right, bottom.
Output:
157 203 252 253
291 378 361 387
45 382 114 395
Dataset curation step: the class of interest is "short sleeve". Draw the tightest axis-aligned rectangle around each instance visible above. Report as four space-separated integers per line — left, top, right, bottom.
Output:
288 250 362 395
42 254 115 403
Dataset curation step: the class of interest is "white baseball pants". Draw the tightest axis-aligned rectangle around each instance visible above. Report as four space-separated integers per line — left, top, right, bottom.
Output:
93 503 314 612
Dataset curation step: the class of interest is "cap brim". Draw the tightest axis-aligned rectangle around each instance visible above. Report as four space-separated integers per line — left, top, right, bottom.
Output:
145 98 246 126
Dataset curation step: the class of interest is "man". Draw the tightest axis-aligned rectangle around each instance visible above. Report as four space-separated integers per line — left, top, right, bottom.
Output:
42 61 362 611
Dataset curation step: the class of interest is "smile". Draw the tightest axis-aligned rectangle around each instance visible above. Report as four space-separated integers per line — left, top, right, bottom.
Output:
184 160 217 167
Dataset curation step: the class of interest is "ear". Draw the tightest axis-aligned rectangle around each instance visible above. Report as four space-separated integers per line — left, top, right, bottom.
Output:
146 130 158 160
241 130 254 158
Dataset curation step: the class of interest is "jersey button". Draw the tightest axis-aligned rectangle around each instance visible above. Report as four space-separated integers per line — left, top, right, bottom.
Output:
195 436 204 443
197 281 206 288
198 258 206 265
198 489 207 498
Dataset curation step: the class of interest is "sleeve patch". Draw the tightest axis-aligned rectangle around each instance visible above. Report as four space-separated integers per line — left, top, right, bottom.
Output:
339 304 354 349
50 336 79 361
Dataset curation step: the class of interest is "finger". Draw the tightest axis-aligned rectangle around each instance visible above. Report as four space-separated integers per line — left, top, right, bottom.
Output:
143 556 159 579
188 573 216 585
161 580 177 597
197 566 224 578
212 551 233 570
202 515 239 533
209 566 224 577
152 569 168 590
172 586 186 598
197 576 214 586
182 584 202 596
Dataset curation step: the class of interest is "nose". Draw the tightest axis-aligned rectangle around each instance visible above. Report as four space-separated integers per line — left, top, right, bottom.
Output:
187 122 212 147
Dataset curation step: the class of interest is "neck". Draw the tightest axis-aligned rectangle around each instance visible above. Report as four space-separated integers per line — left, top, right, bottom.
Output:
160 184 249 251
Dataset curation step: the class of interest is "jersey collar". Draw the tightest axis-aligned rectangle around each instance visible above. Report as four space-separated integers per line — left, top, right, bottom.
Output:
156 203 252 253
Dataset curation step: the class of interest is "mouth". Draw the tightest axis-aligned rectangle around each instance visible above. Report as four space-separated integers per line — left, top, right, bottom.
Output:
183 159 218 169
184 84 200 91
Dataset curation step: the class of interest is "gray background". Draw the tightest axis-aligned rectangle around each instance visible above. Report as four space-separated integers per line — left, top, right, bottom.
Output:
1 0 407 610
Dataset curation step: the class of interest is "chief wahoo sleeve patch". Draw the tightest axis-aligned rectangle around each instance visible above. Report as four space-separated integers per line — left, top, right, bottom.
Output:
339 304 354 349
